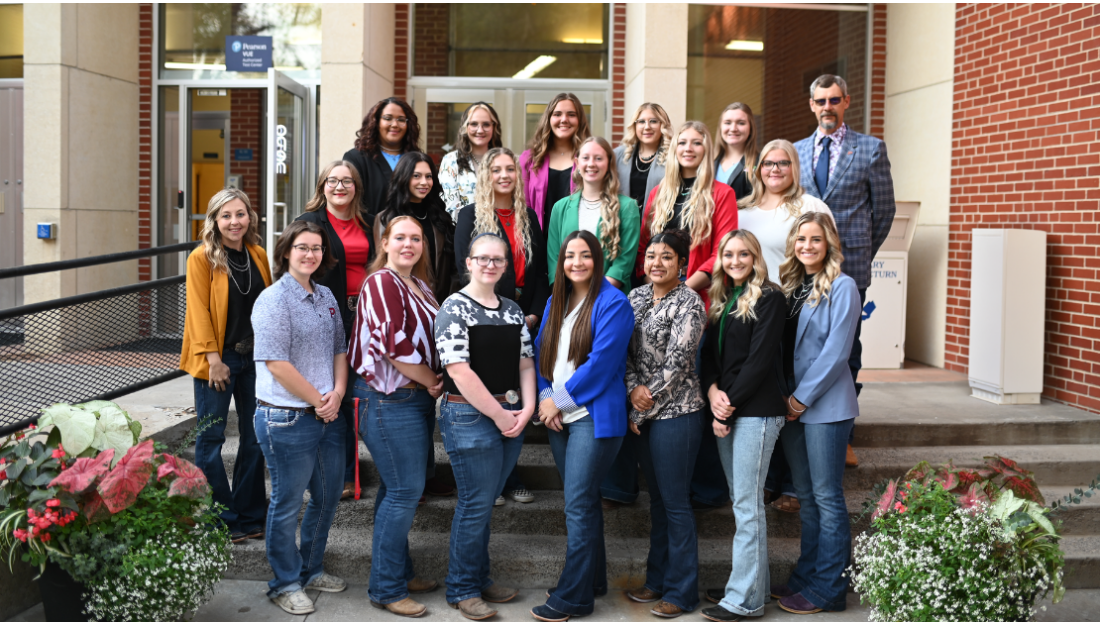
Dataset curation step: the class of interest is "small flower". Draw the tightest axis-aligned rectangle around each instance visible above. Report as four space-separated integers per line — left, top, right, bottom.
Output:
46 499 60 508
894 501 907 513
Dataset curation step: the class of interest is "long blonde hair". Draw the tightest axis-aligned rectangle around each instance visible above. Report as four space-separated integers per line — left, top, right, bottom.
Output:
472 147 533 261
570 136 624 262
648 121 717 248
525 93 591 173
742 139 805 217
620 102 671 165
708 230 771 323
779 212 845 308
201 188 262 274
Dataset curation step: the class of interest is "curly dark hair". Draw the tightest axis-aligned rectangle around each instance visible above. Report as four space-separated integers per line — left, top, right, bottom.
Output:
378 152 455 275
353 97 421 155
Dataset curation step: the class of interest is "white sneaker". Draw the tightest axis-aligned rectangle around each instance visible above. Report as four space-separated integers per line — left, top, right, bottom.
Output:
494 495 506 506
272 589 315 615
509 488 535 503
305 572 347 593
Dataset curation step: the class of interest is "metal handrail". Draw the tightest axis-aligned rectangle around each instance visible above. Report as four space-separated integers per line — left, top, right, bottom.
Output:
0 275 185 321
0 241 199 280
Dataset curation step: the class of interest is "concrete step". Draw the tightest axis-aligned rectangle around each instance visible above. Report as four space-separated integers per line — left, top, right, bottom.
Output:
224 529 1100 590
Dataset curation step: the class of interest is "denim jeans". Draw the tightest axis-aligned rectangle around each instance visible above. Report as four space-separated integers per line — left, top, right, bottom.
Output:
438 397 524 604
355 379 435 604
599 430 640 504
254 404 345 597
781 418 854 611
546 416 623 616
192 349 266 534
497 465 527 498
715 416 785 616
764 431 797 498
689 328 731 507
637 412 704 612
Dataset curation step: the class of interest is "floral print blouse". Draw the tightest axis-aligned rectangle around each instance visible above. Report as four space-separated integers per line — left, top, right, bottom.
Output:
625 282 706 423
439 150 479 222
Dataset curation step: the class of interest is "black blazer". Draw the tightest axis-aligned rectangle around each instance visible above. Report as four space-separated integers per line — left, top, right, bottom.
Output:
700 284 788 423
343 148 396 223
714 155 751 202
453 204 550 326
294 209 374 335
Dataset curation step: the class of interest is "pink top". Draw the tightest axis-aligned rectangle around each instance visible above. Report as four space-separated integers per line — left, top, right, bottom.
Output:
518 149 575 228
348 268 441 394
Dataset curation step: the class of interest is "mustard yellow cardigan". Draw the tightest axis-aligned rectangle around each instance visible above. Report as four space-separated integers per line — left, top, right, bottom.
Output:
179 243 273 380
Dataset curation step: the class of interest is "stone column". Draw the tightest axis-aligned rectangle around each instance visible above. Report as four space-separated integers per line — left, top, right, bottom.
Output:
624 3 688 128
884 3 954 367
22 4 139 304
319 3 395 164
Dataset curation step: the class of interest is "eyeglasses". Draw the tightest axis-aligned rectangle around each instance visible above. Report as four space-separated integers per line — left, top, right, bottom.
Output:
470 256 507 268
292 245 325 255
812 97 844 107
381 115 408 125
635 119 661 127
760 160 792 171
325 178 355 189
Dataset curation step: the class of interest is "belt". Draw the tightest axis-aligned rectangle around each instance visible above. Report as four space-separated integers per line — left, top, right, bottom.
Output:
257 399 316 414
230 336 254 355
446 390 520 405
400 381 427 390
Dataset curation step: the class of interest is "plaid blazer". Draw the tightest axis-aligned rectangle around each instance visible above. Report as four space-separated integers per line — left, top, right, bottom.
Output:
795 129 896 290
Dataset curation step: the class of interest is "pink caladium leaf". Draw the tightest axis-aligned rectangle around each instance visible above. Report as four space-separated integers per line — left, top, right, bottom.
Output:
49 449 115 494
1002 475 1045 505
97 439 156 514
82 490 112 524
958 482 989 511
156 454 177 481
936 472 959 492
872 480 898 520
158 454 210 500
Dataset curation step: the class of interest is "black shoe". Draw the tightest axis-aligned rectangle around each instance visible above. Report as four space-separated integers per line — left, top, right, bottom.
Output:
705 588 725 604
702 606 743 622
546 587 606 599
531 604 570 622
691 499 726 511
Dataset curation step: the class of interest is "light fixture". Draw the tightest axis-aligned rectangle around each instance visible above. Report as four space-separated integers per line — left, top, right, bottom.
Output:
725 40 764 52
561 37 603 44
164 61 227 70
513 55 557 79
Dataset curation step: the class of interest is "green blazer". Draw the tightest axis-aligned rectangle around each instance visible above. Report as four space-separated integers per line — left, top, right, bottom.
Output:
546 192 641 293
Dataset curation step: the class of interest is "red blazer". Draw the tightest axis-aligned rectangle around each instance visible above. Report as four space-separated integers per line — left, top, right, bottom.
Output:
636 181 738 310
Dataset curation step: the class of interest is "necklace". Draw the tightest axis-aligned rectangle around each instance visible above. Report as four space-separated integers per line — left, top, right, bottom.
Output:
635 150 653 173
388 266 413 280
787 279 813 319
408 205 428 221
581 196 601 211
226 248 252 295
496 207 515 227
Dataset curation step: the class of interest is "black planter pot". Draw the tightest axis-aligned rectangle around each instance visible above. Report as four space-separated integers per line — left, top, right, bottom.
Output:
36 560 90 622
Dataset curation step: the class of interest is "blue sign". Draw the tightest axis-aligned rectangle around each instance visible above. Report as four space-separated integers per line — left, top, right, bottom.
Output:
234 149 254 162
225 36 272 72
862 300 876 321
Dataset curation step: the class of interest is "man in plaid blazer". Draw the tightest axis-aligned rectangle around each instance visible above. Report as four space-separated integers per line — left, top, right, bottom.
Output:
795 74 896 466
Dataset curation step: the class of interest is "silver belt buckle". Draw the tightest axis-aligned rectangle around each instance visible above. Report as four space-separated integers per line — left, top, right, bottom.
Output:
505 389 520 404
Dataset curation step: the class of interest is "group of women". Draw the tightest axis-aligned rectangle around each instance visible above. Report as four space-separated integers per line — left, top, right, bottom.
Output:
181 93 860 621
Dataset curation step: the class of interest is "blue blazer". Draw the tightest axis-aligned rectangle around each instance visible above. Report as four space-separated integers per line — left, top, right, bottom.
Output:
535 278 635 439
791 273 861 424
795 128 896 291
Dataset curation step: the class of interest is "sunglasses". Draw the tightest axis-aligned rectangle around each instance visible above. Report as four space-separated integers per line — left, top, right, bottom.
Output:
813 97 845 107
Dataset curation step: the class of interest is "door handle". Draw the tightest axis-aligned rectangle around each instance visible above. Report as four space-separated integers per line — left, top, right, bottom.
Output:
177 190 185 209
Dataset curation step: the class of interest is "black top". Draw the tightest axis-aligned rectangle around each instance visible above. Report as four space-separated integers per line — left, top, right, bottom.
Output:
434 292 534 395
669 177 696 231
342 147 399 224
295 209 374 336
714 156 751 201
544 167 573 238
783 273 815 389
700 284 788 423
222 247 265 351
629 152 651 210
410 208 437 270
453 204 551 325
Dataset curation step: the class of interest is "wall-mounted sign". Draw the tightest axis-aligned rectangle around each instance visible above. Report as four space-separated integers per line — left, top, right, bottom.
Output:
234 149 254 161
275 124 288 174
225 36 273 72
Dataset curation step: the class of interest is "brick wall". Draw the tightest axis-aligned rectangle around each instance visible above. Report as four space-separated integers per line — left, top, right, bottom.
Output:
230 90 263 207
395 3 409 101
610 3 626 143
138 4 152 280
868 4 887 139
413 3 449 160
947 3 1100 413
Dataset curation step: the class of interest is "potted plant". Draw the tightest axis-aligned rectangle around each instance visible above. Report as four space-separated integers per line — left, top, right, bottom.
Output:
848 456 1066 622
0 401 232 621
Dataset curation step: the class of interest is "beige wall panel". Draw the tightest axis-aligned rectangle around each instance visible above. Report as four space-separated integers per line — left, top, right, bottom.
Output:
22 4 76 66
905 225 948 367
66 72 139 210
367 2 395 84
75 210 138 292
886 4 955 96
626 67 687 130
321 3 368 64
22 64 68 212
885 81 952 226
76 4 139 83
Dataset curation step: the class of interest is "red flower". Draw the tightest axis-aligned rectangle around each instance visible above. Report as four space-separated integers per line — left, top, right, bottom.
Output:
46 499 60 508
51 444 66 459
894 501 907 513
0 470 6 480
12 529 28 543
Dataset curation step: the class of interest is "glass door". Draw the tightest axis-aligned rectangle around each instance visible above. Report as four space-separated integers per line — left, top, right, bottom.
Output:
266 69 310 252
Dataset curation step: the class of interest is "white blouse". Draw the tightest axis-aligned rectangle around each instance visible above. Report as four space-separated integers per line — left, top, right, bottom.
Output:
737 194 834 283
552 306 590 424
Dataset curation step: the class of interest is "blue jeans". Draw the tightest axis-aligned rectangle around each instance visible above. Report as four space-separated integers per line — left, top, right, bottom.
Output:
715 416 785 616
355 380 435 605
546 417 623 616
637 412 704 611
192 349 266 534
254 404 345 597
689 328 731 507
439 397 525 603
764 431 797 498
599 430 640 503
781 418 854 611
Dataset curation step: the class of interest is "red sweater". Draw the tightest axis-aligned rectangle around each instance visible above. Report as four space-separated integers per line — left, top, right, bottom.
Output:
635 181 739 310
